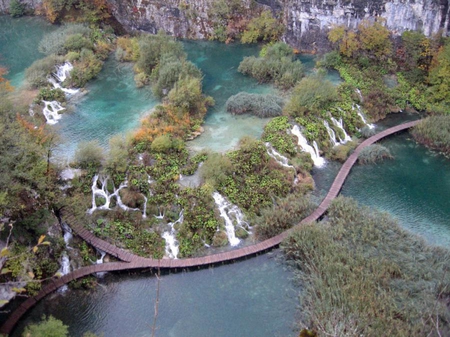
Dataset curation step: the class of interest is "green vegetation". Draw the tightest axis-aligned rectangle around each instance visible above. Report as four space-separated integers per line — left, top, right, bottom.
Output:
261 116 297 158
74 140 104 170
241 10 284 44
238 42 304 90
9 0 26 17
25 54 64 89
225 92 284 118
411 115 450 155
358 144 393 164
283 197 450 336
22 315 69 337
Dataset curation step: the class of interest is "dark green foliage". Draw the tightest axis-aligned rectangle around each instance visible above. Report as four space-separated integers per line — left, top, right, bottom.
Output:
36 87 66 103
74 140 104 169
68 48 103 87
284 76 338 116
218 138 293 216
63 33 94 52
136 32 185 76
427 43 450 112
22 316 69 337
358 144 393 164
238 42 304 90
9 0 26 17
225 92 284 118
255 193 315 240
317 50 342 69
411 115 450 155
261 116 297 157
282 196 450 336
177 187 219 257
25 54 64 89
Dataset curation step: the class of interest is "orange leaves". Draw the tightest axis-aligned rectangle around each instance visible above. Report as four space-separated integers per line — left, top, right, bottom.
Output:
0 67 13 93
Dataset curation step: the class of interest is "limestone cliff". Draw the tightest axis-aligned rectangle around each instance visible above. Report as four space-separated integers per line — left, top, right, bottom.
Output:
0 0 448 52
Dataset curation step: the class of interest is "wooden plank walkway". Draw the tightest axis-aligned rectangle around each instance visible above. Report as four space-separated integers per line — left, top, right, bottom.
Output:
0 120 419 335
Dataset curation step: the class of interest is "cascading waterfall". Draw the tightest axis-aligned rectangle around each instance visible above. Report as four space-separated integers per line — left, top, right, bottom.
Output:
355 88 363 102
42 100 65 124
58 251 71 292
265 143 294 169
323 120 338 146
353 104 375 129
61 222 73 248
88 175 142 215
291 125 325 167
48 62 79 96
95 249 107 277
212 192 250 247
331 117 352 143
162 211 183 259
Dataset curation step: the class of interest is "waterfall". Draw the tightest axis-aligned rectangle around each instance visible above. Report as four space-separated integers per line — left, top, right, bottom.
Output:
61 222 73 248
58 252 71 292
265 143 294 169
212 192 249 247
353 104 375 129
291 125 325 167
355 88 363 102
323 120 338 146
331 117 352 143
162 211 183 259
48 62 79 96
95 249 107 277
42 100 65 124
88 175 140 214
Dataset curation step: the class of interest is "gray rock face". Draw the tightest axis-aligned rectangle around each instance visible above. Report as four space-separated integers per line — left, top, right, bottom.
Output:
0 0 448 51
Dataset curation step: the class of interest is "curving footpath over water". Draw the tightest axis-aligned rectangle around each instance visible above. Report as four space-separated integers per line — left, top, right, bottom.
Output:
0 120 420 335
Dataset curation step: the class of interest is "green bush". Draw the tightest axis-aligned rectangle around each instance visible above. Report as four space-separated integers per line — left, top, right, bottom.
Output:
38 23 92 55
225 92 284 118
241 10 284 44
25 54 64 89
358 144 393 164
255 192 315 239
63 33 94 52
411 115 450 155
35 87 66 103
74 140 104 169
261 116 297 157
22 316 69 337
9 0 26 17
68 49 103 87
238 42 304 90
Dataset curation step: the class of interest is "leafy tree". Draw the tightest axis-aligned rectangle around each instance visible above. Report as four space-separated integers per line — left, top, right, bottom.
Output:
241 10 284 44
427 43 450 110
9 0 26 17
358 19 392 60
22 316 69 337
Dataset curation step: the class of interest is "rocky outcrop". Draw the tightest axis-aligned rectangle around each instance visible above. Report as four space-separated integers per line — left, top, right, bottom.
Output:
1 0 448 52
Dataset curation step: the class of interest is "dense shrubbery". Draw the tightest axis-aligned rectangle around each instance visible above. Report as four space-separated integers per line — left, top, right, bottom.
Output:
255 192 315 240
225 92 284 118
9 0 26 17
25 54 64 89
238 42 304 90
211 138 293 216
283 196 450 336
358 144 393 164
240 10 284 44
411 115 450 154
261 116 297 157
74 140 104 169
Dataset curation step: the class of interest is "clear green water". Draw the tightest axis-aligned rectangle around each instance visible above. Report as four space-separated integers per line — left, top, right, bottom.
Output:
0 16 57 87
11 252 299 337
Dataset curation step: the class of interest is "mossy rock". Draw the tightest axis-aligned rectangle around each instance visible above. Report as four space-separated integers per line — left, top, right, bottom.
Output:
212 231 228 247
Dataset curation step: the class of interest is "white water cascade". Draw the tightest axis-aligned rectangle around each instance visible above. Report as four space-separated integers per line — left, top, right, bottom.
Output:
48 62 79 96
58 251 71 292
61 222 73 248
265 143 294 169
323 120 338 147
353 104 375 129
88 175 143 215
162 211 183 259
212 192 249 247
331 117 352 143
95 249 107 277
291 125 325 167
42 100 65 124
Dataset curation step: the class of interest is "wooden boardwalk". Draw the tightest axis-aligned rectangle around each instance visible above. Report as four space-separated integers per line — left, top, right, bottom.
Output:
0 120 419 335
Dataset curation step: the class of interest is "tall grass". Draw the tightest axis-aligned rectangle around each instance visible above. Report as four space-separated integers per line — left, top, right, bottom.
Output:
411 115 450 155
225 92 284 118
358 144 393 164
282 196 450 336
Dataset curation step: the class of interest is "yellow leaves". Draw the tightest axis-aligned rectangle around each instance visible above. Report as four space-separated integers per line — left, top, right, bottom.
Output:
32 235 50 253
328 25 346 44
12 287 26 294
0 247 9 258
37 235 46 245
1 268 11 274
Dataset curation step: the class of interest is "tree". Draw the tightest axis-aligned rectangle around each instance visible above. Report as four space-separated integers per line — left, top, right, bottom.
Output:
22 316 69 337
427 43 450 110
241 10 284 44
9 0 26 17
74 140 104 169
358 19 392 60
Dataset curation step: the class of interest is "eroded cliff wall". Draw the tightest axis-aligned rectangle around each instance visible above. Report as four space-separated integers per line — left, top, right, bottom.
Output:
0 0 448 52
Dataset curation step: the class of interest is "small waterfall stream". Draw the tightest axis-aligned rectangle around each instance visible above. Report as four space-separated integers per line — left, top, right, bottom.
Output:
212 192 249 247
323 120 338 146
265 143 294 169
162 211 183 259
331 117 352 143
48 62 79 96
42 100 65 124
95 249 107 277
291 125 325 167
353 104 375 129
